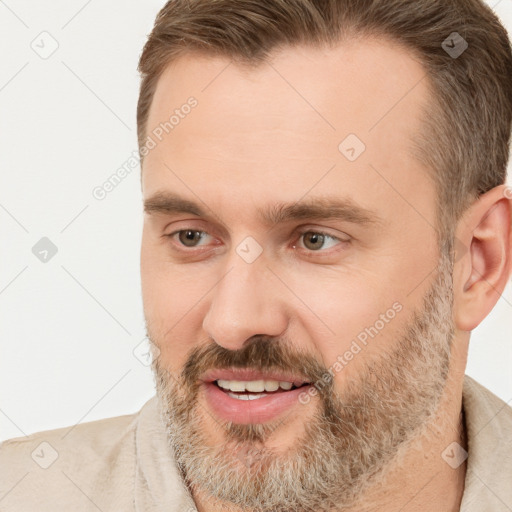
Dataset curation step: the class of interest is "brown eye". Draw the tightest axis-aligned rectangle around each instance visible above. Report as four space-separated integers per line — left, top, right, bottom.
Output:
294 229 347 253
177 230 205 247
302 232 327 251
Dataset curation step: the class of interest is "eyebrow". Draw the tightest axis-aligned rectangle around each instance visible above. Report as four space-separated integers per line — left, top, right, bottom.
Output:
143 191 382 227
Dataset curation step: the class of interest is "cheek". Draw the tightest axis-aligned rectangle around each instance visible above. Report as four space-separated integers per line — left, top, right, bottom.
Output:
141 233 193 319
285 268 406 372
141 250 212 368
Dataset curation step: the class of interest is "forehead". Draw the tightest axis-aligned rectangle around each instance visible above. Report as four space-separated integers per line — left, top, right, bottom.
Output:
142 37 434 226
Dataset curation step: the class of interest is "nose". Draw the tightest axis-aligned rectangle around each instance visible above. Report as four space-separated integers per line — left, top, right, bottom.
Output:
202 255 289 351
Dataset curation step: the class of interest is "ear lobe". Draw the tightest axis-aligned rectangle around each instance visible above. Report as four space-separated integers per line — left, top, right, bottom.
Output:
453 185 512 332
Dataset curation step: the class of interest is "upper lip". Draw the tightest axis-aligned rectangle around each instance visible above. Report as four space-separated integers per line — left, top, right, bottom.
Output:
200 369 311 387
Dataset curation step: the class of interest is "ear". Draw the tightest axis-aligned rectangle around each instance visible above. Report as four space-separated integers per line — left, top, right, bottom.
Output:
453 184 512 331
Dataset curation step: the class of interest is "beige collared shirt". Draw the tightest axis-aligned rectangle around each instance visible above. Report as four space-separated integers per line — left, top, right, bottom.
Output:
1 375 511 511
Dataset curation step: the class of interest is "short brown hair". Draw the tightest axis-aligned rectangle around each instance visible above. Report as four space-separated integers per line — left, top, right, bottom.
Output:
137 0 512 239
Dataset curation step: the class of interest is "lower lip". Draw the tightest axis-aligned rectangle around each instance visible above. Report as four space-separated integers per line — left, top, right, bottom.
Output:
202 382 312 424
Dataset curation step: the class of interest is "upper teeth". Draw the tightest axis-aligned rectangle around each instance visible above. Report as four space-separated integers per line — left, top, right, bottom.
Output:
217 380 294 392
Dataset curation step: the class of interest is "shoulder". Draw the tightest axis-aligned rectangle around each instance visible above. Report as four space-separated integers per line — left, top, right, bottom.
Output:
0 398 155 511
0 406 140 469
2 407 138 449
463 374 512 434
461 375 512 511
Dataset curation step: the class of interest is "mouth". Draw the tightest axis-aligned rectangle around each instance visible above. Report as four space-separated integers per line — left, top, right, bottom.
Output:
213 378 309 398
200 369 313 424
200 368 311 387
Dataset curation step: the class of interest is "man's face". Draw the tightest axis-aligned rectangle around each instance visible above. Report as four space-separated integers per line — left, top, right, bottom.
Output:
140 39 455 509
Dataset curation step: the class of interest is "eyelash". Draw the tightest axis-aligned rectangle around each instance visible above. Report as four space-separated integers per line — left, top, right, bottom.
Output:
165 228 348 255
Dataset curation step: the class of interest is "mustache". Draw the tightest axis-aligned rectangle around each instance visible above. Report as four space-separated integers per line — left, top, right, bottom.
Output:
179 335 331 393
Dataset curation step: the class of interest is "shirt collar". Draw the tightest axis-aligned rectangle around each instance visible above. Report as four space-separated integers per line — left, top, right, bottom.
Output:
134 395 197 512
459 375 512 511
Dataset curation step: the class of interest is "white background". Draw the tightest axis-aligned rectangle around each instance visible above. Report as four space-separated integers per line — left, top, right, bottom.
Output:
1 0 511 442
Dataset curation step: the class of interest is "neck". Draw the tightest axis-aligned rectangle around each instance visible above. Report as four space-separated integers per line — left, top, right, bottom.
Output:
338 376 468 512
359 409 467 512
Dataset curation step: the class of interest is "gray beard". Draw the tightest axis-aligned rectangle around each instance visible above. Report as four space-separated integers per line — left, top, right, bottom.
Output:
149 244 454 512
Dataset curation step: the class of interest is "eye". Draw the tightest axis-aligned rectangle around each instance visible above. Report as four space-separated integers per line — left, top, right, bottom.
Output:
168 229 213 248
294 230 345 252
165 228 348 254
